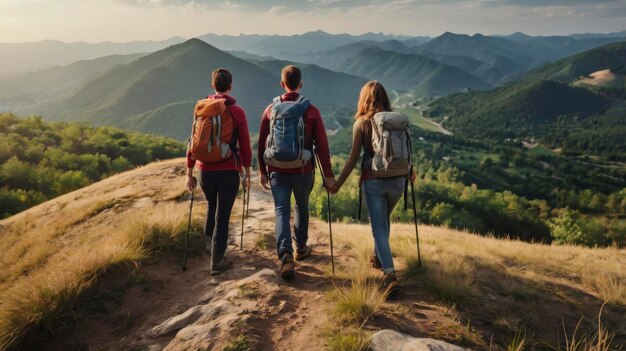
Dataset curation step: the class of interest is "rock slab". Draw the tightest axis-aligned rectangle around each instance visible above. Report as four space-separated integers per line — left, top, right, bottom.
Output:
370 330 471 351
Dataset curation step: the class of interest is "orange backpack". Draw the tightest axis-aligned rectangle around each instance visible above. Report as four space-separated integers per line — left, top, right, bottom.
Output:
188 98 235 163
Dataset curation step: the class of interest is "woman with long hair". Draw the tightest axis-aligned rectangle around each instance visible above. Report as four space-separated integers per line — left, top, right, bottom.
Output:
331 80 413 294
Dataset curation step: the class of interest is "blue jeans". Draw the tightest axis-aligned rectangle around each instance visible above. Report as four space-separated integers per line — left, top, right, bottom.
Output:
363 177 405 274
269 172 315 258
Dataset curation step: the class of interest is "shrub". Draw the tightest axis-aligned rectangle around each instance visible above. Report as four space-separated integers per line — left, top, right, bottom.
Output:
549 209 607 246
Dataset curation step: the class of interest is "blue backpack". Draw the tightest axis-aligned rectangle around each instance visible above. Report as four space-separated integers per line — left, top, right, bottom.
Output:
263 95 312 169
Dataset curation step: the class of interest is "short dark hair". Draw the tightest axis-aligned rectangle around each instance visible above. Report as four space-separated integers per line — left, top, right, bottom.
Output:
281 65 301 90
211 68 232 92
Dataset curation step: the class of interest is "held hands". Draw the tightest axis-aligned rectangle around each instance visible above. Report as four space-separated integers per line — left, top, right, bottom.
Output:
325 177 341 194
410 168 416 184
324 177 336 193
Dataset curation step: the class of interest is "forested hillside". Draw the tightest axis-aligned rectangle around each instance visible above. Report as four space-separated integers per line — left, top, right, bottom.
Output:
323 130 626 247
0 114 184 218
425 42 626 158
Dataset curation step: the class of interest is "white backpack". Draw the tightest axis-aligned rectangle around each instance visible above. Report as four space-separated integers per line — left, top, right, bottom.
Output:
370 111 412 178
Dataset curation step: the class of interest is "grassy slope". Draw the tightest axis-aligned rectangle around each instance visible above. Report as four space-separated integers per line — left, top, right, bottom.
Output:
0 159 194 349
0 159 624 350
330 221 626 349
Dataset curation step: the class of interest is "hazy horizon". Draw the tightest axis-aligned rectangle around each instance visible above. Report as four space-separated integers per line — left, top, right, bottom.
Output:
1 0 626 43
3 28 626 45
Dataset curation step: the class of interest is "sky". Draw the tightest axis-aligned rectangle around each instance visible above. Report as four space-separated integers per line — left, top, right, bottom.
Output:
1 0 625 43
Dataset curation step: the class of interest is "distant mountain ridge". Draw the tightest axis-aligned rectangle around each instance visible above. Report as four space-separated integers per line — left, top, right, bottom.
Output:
44 39 282 139
7 39 367 140
325 47 491 96
0 53 146 112
2 31 626 144
198 30 415 58
0 37 185 73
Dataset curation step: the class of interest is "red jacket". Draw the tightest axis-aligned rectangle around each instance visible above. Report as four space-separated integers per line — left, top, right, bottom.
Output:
258 92 334 178
186 94 252 172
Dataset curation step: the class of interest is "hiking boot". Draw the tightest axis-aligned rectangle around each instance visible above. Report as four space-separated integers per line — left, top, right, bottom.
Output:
379 272 401 297
280 252 295 280
210 257 231 276
370 255 382 270
295 245 312 261
204 235 212 255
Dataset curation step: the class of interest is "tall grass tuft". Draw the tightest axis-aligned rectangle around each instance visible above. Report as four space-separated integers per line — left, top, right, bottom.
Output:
507 330 526 351
124 204 200 253
559 306 619 351
325 327 369 351
330 266 386 325
580 269 626 307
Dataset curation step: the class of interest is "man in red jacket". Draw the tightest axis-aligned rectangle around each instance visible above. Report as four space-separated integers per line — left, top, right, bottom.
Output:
186 68 252 275
258 65 335 280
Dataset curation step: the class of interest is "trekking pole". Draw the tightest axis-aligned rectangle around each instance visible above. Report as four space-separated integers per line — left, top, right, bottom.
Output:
240 188 245 250
246 184 250 218
409 176 422 267
182 188 195 271
315 153 335 275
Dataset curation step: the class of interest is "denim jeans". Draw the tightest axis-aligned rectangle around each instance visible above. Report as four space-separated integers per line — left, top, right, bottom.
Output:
199 170 240 267
269 172 315 258
363 177 405 274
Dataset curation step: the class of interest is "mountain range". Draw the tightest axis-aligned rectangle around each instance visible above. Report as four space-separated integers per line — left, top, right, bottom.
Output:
1 39 367 140
0 37 185 73
1 30 625 148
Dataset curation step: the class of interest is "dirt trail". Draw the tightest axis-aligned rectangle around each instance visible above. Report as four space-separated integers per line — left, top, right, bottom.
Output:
32 161 489 350
43 168 338 351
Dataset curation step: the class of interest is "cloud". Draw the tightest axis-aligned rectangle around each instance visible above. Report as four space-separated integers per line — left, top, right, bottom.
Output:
492 0 621 6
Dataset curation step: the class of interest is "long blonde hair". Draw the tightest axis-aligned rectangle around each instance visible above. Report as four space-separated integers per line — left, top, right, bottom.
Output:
354 80 392 120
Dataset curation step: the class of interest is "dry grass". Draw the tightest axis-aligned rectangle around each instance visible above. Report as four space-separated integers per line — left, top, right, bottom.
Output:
324 327 369 351
329 266 387 325
0 159 198 350
506 330 526 351
0 235 144 349
580 269 626 307
328 222 626 350
559 306 620 351
0 204 194 349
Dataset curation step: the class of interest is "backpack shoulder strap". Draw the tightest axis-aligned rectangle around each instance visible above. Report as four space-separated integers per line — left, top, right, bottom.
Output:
295 95 310 111
272 96 283 106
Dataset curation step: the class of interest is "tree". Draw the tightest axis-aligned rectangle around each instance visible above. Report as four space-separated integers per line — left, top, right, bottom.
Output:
549 208 606 246
53 171 90 194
